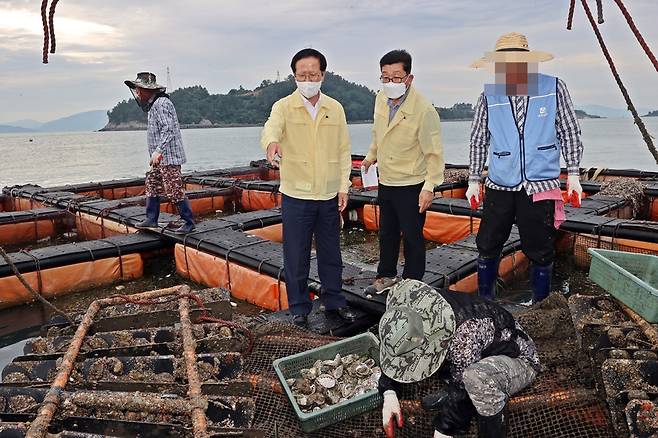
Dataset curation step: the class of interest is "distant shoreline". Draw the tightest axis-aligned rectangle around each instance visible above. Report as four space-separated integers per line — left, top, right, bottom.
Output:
99 120 376 132
98 114 604 132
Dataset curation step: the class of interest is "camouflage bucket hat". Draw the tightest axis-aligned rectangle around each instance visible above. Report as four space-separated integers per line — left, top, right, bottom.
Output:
378 279 456 383
124 72 165 90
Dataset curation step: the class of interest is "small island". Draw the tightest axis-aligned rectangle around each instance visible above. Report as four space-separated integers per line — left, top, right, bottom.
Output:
644 110 658 117
101 74 603 130
575 109 602 119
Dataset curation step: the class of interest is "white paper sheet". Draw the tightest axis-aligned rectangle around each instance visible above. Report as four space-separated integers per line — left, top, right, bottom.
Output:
360 163 379 188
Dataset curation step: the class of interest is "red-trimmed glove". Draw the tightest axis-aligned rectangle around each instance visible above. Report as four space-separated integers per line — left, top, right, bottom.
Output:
466 182 481 210
567 175 583 208
382 390 403 437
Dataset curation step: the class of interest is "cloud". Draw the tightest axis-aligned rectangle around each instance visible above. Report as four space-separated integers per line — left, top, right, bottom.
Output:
0 0 656 121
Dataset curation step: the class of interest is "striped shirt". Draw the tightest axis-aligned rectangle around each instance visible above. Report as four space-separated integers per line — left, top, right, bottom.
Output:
147 96 186 166
468 79 583 195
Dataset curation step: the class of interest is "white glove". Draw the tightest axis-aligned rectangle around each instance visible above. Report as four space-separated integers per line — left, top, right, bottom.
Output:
567 175 583 206
434 431 453 438
465 182 480 204
382 390 403 438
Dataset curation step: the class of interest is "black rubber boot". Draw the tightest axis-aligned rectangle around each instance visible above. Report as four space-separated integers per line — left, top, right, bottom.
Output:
477 411 507 438
424 385 476 436
135 196 160 230
477 257 499 301
531 262 553 304
174 198 196 234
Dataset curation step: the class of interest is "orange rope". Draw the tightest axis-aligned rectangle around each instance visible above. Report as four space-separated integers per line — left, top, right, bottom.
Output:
112 292 255 353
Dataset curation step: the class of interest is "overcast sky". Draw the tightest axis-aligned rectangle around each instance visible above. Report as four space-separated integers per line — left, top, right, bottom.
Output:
1 0 656 121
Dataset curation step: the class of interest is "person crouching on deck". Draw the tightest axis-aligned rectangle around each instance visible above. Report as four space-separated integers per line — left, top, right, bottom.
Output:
124 72 196 234
378 279 540 438
466 33 584 303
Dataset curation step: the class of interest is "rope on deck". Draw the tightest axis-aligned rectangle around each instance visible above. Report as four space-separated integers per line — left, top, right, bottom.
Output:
0 245 74 324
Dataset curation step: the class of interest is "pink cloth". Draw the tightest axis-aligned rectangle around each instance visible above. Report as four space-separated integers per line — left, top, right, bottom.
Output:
533 188 565 229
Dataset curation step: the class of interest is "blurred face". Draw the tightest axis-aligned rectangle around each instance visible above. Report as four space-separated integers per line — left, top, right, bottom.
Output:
495 62 528 85
294 57 324 82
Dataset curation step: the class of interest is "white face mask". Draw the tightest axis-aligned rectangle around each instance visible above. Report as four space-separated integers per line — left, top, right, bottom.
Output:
296 80 322 99
382 82 407 99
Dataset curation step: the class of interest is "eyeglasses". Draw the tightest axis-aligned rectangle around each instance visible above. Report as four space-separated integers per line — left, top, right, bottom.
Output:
295 73 323 82
380 74 408 84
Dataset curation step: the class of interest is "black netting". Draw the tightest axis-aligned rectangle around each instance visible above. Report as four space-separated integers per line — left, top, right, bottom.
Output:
240 304 617 438
507 398 615 438
573 233 657 268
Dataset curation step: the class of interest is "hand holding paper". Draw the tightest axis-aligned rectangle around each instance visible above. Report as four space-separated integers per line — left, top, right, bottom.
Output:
361 163 379 189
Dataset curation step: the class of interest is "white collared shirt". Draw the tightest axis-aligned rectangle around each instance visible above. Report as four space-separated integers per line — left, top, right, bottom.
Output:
301 93 322 120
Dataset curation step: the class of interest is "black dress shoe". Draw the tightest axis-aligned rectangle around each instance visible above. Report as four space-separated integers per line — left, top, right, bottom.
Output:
290 314 308 327
326 306 357 322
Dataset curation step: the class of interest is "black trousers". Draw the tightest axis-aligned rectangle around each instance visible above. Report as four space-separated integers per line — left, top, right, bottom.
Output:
376 183 427 280
282 194 346 316
476 188 556 266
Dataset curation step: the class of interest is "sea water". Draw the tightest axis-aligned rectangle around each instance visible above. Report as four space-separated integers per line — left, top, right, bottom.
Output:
1 118 657 188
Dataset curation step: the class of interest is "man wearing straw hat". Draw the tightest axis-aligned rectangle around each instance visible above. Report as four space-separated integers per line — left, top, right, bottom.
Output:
124 72 196 234
378 279 539 437
466 33 584 303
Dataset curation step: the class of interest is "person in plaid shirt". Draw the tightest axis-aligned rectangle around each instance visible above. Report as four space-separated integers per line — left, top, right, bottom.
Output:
467 33 584 304
124 72 195 234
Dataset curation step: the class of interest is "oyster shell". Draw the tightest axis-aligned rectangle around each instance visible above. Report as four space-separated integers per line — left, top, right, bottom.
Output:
317 374 337 389
290 353 379 413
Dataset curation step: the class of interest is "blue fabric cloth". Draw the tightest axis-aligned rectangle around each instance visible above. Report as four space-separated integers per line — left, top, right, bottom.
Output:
282 194 346 316
147 96 187 166
485 74 560 188
469 77 583 195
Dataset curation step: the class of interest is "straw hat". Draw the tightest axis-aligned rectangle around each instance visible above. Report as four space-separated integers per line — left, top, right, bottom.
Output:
124 72 166 90
470 32 554 68
379 279 456 383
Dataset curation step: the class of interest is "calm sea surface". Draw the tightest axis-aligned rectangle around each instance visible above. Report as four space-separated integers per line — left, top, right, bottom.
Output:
1 118 657 188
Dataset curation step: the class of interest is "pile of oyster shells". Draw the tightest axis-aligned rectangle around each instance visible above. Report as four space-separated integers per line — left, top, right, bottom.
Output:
286 353 381 413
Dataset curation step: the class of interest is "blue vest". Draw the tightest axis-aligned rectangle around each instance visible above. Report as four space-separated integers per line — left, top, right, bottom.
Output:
485 74 560 187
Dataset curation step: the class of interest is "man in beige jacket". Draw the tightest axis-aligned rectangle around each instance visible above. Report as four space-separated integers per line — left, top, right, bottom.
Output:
362 50 445 294
261 48 356 327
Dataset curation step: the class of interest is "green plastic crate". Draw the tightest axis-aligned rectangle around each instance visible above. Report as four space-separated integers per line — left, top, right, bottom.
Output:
587 248 658 322
272 332 383 433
